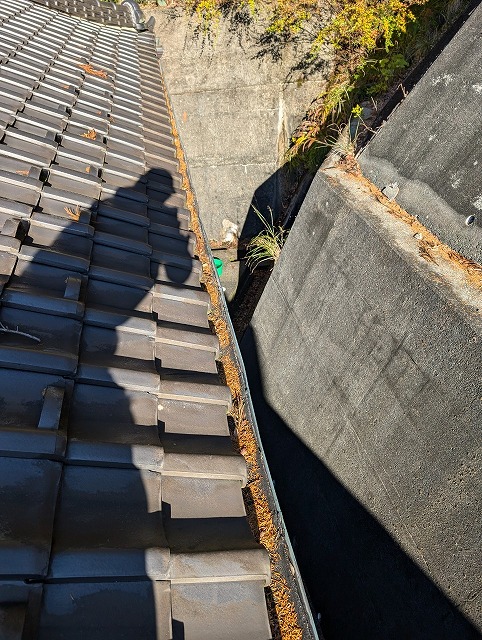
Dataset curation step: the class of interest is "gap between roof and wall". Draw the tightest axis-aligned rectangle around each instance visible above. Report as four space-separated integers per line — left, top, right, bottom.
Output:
159 60 321 640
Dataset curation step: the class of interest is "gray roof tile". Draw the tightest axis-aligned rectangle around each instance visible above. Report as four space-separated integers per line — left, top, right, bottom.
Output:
50 465 169 579
172 581 272 640
0 1 272 637
157 341 219 375
155 294 211 329
39 581 172 640
0 457 61 578
0 196 32 219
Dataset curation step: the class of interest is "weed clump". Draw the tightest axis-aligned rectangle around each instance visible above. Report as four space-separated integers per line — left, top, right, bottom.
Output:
246 207 288 270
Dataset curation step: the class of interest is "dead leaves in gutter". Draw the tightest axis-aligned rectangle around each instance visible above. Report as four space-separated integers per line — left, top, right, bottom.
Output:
165 81 303 640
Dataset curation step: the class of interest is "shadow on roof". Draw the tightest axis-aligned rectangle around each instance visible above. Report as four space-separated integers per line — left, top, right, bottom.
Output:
0 169 271 638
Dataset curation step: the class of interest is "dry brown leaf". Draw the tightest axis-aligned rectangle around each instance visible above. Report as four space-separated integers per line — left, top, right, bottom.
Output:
15 170 29 176
81 128 97 140
79 63 108 79
446 249 482 272
85 166 91 173
64 204 81 221
418 242 437 264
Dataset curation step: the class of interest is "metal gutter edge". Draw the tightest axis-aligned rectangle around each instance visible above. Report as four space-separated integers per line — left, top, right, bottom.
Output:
200 227 322 640
157 53 321 636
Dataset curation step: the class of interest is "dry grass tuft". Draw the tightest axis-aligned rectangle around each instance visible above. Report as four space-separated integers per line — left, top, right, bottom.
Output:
246 207 288 271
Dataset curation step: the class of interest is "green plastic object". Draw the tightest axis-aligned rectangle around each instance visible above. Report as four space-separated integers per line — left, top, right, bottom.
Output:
213 257 223 276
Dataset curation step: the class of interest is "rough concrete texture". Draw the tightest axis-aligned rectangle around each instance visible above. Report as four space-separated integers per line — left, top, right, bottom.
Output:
242 166 482 639
145 7 330 241
359 3 482 263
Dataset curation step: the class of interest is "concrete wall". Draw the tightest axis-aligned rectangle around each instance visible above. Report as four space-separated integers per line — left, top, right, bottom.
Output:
145 7 330 241
359 3 482 263
242 166 482 639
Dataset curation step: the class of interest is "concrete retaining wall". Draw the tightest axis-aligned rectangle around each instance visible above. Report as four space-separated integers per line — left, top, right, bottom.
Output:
359 3 482 263
145 7 329 241
242 166 482 639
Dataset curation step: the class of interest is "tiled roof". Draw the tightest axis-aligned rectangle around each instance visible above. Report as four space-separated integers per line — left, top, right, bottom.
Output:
31 0 148 29
0 1 272 638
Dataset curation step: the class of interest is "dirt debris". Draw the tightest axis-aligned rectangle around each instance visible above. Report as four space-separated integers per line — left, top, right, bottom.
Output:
337 156 482 290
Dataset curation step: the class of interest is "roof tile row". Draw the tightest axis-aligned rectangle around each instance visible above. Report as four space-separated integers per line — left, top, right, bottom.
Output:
0 1 272 638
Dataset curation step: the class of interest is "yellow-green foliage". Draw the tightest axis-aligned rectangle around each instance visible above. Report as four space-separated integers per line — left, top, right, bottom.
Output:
186 0 425 54
189 0 316 35
311 0 423 63
264 0 317 36
185 0 427 91
182 0 464 164
286 0 429 159
187 0 222 31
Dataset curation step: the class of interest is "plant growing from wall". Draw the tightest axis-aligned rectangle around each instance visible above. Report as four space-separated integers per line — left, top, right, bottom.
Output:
246 207 288 270
175 0 469 168
288 0 469 163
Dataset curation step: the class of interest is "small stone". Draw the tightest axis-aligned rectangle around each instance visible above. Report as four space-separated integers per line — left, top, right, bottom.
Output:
381 182 399 200
221 218 239 244
413 232 423 240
